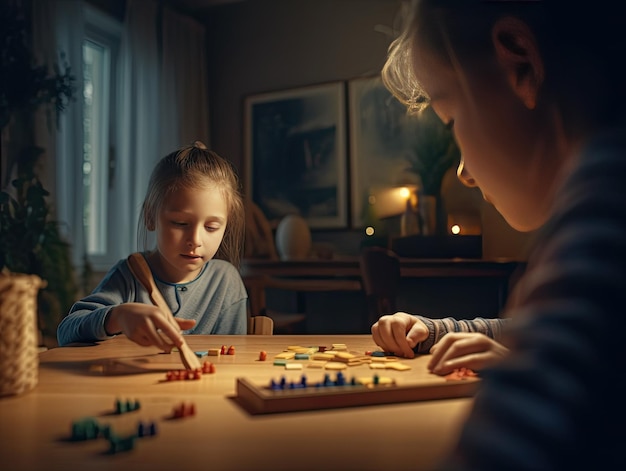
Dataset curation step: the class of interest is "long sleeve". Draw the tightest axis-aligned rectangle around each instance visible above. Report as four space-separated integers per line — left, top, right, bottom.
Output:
57 256 248 346
56 260 135 345
438 130 626 470
413 316 508 353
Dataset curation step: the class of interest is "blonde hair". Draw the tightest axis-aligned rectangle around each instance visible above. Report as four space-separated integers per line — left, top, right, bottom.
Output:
381 1 429 115
138 141 245 267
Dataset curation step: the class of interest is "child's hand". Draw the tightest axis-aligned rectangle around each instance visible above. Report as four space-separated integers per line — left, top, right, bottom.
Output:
371 312 430 358
105 303 196 352
427 332 509 375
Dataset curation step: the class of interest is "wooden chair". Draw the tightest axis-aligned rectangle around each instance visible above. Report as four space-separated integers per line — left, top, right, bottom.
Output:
247 314 274 335
359 246 401 328
244 202 308 334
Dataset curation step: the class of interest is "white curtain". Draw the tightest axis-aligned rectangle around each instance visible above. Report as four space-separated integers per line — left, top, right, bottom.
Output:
31 0 85 267
160 6 210 152
117 0 211 255
115 0 161 257
29 0 211 264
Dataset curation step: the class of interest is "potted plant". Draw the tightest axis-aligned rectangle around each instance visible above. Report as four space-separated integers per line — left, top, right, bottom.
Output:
407 105 461 235
0 2 78 345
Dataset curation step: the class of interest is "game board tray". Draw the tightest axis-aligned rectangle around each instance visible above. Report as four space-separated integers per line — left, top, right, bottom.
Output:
234 375 479 415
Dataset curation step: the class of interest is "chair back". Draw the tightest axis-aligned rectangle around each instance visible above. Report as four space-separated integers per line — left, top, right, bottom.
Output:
247 315 274 335
359 247 401 327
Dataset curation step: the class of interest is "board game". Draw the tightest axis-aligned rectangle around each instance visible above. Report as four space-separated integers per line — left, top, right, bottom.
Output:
231 343 479 414
81 338 479 415
234 373 478 414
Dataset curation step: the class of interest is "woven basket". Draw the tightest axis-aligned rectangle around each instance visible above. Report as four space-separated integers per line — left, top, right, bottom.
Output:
0 271 46 397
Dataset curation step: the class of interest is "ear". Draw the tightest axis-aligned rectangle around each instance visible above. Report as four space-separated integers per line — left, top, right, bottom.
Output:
492 17 544 110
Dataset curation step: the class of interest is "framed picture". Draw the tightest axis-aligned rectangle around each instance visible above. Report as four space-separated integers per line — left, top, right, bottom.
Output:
348 75 421 228
244 82 348 229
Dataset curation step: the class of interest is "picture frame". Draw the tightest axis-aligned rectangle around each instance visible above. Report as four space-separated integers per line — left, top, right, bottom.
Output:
244 82 348 229
348 75 421 228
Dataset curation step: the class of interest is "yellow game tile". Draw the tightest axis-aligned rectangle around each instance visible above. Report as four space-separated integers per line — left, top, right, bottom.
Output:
311 353 335 361
274 351 296 360
385 362 411 371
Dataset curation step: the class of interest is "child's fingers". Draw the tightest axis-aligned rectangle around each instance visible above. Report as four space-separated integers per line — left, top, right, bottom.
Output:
175 318 196 330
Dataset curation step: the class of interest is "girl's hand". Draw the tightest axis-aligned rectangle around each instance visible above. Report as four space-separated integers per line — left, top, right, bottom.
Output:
105 303 196 351
428 332 509 375
371 312 430 358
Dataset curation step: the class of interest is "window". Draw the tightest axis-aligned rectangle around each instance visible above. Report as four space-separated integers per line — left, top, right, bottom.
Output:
81 5 121 271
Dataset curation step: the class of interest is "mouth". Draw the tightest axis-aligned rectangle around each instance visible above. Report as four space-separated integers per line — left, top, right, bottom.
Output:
180 254 203 261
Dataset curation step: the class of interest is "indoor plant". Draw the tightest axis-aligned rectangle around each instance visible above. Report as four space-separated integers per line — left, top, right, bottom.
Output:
408 105 461 234
0 1 78 344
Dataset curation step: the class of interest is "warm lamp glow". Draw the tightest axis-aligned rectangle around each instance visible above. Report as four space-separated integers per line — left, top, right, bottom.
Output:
369 185 418 219
365 226 375 236
447 211 482 235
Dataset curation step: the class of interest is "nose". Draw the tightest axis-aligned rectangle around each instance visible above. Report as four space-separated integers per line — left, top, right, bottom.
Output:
186 226 202 248
457 158 477 188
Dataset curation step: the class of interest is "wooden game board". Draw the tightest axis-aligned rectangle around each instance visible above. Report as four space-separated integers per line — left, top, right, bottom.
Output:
234 373 479 414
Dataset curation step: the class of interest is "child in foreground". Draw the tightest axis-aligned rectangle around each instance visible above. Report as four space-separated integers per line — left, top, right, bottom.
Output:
57 142 248 349
371 1 626 469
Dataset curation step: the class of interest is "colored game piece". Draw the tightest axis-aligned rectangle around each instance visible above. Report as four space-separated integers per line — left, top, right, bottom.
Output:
70 417 101 441
207 348 221 356
165 368 205 381
275 351 295 360
444 367 478 381
107 434 136 454
220 345 226 355
226 345 235 355
194 351 208 358
115 398 140 414
259 351 267 361
172 402 196 419
138 421 158 437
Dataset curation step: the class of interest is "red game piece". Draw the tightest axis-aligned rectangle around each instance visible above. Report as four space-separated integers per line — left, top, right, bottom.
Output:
259 351 267 361
220 345 226 355
172 402 196 418
227 345 235 355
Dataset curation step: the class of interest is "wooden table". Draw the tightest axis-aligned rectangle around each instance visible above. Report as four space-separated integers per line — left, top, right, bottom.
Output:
0 335 473 471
